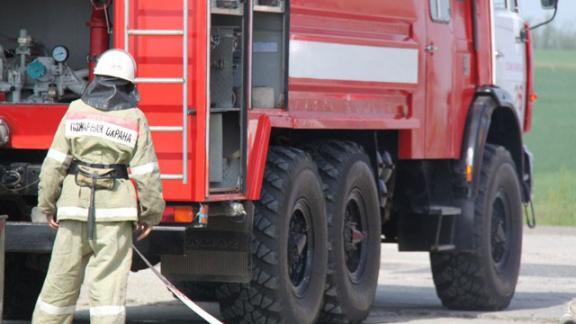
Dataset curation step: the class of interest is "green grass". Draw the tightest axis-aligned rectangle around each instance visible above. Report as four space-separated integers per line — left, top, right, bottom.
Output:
529 169 576 226
523 49 576 226
532 49 576 70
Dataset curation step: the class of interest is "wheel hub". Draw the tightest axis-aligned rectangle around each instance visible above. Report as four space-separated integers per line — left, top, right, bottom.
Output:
288 201 313 297
491 192 509 265
351 225 365 245
343 195 368 281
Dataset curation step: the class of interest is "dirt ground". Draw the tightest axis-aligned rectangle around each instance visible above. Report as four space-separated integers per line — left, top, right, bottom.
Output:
13 225 576 323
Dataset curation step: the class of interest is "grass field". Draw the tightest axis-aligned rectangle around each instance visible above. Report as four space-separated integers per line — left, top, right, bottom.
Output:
524 49 576 225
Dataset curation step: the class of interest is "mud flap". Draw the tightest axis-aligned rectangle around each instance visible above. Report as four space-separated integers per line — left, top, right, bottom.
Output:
161 205 254 283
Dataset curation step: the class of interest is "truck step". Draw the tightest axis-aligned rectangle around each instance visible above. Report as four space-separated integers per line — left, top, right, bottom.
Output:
429 206 460 252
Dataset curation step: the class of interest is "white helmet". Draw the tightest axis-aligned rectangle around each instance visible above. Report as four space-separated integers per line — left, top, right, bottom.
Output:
94 49 136 83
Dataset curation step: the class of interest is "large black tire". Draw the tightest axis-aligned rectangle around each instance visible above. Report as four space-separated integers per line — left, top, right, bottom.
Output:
430 145 523 310
217 146 328 323
3 253 49 320
307 141 381 323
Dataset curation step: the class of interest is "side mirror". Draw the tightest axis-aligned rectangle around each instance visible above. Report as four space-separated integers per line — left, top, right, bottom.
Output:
531 0 559 30
541 0 558 9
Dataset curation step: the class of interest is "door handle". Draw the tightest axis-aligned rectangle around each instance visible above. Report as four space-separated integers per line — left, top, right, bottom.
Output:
425 43 439 53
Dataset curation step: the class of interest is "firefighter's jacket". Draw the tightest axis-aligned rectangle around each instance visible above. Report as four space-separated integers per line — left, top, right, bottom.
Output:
37 99 165 225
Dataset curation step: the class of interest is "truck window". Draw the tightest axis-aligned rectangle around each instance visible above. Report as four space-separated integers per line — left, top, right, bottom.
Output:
430 0 451 23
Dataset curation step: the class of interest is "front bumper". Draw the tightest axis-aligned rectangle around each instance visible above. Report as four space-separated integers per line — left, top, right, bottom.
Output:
6 222 186 255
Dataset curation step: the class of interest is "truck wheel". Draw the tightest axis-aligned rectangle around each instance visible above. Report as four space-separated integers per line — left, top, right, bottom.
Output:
217 146 328 323
430 145 523 310
308 141 381 323
3 253 48 320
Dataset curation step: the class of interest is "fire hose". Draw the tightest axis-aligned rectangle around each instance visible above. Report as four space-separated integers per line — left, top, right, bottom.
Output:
132 244 223 324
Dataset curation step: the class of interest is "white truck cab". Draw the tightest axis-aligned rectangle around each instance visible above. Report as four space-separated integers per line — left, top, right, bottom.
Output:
494 0 528 128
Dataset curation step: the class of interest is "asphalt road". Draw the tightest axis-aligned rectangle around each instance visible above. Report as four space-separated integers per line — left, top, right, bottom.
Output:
13 226 576 323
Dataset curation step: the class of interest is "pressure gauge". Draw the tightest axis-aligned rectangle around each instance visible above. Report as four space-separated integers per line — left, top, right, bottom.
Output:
52 46 69 63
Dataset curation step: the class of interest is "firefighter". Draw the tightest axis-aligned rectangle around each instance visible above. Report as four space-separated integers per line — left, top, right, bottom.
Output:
32 49 165 324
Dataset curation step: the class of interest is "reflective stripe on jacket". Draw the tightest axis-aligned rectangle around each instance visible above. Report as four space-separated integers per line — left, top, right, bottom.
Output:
37 99 165 225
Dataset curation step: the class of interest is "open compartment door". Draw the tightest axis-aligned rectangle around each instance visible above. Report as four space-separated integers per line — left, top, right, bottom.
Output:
207 0 250 195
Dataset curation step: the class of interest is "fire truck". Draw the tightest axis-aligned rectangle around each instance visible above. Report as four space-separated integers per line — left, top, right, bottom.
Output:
0 0 558 322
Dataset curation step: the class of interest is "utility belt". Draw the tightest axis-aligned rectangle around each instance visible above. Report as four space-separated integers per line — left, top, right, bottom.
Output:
67 160 129 240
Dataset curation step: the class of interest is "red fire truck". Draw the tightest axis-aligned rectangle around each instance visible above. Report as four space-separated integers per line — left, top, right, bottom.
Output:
0 0 558 322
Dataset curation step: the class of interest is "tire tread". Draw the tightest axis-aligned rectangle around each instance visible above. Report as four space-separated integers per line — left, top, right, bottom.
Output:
430 144 520 311
306 140 375 324
217 146 321 323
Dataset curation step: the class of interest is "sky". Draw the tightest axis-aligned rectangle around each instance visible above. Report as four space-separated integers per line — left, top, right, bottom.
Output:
520 0 576 28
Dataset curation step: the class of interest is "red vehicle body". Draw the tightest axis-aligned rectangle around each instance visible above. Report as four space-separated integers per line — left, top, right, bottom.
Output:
0 0 555 322
0 1 515 199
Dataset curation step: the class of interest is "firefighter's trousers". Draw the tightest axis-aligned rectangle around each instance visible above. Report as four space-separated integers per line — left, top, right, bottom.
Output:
32 220 133 324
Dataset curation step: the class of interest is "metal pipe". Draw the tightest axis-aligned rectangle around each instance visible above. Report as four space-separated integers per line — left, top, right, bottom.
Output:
150 126 184 132
205 0 212 194
161 174 185 180
124 0 129 51
182 0 189 184
128 29 184 36
135 77 184 84
87 6 109 80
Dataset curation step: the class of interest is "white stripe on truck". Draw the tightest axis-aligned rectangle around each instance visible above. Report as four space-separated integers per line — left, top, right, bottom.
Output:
289 40 419 84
